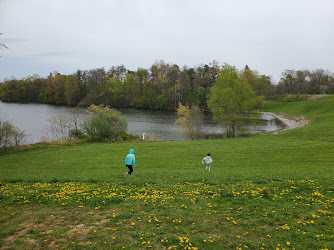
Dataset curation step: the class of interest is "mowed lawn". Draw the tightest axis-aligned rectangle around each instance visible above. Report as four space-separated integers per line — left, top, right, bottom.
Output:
0 96 333 249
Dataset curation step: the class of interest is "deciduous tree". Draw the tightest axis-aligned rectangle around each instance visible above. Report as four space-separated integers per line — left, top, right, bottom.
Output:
207 64 262 137
175 103 204 139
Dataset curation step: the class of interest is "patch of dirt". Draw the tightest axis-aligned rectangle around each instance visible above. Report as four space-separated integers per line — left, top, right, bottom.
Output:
68 224 94 236
1 207 122 249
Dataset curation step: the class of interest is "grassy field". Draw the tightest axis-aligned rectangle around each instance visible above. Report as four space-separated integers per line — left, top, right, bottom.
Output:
0 96 334 249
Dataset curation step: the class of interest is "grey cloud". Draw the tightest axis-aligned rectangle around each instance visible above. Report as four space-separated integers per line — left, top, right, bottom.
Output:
0 0 333 81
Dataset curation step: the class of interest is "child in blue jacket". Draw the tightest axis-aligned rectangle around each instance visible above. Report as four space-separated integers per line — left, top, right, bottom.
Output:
124 149 136 176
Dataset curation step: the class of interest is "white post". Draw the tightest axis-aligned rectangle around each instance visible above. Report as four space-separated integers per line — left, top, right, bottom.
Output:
143 133 145 141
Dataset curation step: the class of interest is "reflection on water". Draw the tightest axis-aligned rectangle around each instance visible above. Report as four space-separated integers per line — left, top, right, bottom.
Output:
0 101 283 143
119 108 181 141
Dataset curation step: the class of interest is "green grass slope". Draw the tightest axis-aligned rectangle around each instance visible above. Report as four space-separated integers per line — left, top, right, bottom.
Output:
264 95 334 142
0 95 333 249
1 96 333 183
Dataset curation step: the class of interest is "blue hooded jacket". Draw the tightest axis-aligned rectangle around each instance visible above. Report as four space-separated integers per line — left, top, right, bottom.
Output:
125 149 135 167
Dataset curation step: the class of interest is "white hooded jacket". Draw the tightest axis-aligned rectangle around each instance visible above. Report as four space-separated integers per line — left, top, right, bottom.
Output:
202 156 213 165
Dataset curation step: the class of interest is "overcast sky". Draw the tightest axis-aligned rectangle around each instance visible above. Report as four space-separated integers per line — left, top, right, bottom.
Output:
1 0 334 82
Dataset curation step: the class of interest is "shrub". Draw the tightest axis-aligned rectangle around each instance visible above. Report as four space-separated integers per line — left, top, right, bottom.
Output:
69 128 86 140
0 118 26 151
114 131 139 141
77 104 137 142
188 131 202 140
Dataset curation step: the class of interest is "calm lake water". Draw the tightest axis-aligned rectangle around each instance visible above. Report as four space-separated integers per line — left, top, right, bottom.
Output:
0 101 283 143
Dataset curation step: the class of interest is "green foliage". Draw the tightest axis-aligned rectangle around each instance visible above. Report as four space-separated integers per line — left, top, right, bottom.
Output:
196 87 206 108
156 94 168 109
69 128 85 140
41 89 49 104
207 64 263 137
81 105 128 142
241 66 270 96
64 75 82 105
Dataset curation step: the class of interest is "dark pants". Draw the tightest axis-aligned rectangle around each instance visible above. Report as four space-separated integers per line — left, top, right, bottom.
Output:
126 164 133 175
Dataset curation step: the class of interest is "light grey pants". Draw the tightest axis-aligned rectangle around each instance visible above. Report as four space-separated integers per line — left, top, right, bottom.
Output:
205 163 211 171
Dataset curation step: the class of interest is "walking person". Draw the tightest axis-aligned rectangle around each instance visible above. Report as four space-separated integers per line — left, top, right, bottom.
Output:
202 153 213 171
124 148 136 176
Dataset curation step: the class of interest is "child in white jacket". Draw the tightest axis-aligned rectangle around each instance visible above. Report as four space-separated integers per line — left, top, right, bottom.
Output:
202 153 213 171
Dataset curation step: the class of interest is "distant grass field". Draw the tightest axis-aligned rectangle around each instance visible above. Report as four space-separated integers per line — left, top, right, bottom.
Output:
0 95 333 249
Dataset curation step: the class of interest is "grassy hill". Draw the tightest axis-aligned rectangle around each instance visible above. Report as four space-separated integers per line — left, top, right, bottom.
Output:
0 95 333 249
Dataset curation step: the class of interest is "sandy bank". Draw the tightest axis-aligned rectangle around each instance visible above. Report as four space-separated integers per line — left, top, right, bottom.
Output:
262 112 310 134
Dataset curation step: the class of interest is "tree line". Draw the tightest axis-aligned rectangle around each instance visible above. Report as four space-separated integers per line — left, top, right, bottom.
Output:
0 61 333 110
274 69 334 96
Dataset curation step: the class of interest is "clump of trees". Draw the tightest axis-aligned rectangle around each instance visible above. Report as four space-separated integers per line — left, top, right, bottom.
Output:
272 69 334 96
174 64 264 138
0 61 221 110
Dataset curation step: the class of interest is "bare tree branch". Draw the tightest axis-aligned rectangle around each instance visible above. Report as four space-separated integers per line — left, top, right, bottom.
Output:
0 33 8 49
